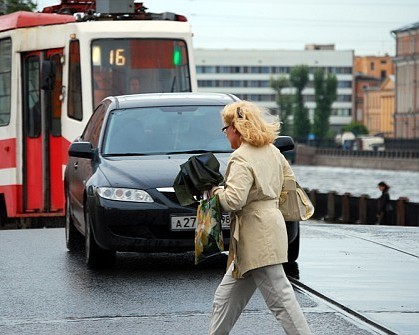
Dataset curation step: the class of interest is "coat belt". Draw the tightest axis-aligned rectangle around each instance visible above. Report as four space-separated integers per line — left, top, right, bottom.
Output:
232 199 279 242
229 199 279 278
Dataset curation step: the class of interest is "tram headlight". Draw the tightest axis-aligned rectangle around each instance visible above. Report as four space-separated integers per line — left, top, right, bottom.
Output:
97 187 154 203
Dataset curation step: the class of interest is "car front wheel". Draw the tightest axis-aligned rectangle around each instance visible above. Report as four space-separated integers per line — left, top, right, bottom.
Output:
85 206 116 269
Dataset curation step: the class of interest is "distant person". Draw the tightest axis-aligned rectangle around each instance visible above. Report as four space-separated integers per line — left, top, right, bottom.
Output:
377 181 392 225
128 77 141 94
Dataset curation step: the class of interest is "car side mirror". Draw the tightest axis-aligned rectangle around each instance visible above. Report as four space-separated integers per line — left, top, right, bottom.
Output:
274 136 295 152
68 142 95 159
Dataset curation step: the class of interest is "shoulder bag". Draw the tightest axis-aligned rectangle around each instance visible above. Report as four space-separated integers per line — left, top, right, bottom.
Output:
279 178 314 221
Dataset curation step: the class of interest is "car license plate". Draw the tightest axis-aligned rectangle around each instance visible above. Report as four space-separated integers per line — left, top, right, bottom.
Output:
171 214 231 231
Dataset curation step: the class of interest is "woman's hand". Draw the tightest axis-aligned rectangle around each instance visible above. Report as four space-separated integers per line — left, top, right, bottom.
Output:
210 186 221 197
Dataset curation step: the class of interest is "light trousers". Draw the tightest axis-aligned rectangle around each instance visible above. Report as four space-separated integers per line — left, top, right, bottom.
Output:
209 263 312 335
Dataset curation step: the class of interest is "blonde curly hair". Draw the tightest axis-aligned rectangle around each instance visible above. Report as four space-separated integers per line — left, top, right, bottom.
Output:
221 101 280 147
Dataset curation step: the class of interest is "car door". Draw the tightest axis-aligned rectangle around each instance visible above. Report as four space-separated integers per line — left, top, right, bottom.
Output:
67 102 108 231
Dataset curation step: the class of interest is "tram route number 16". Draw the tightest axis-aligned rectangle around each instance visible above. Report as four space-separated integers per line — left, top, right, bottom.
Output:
109 48 126 66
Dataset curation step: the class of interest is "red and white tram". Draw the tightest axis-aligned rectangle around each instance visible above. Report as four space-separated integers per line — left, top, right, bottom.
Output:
0 0 197 226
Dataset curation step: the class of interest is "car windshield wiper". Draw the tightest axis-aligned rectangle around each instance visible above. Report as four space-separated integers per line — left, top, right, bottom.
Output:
211 150 233 153
164 149 232 155
102 153 154 157
164 149 210 155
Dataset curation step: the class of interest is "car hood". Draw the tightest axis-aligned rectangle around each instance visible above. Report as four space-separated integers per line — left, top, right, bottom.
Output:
98 153 230 190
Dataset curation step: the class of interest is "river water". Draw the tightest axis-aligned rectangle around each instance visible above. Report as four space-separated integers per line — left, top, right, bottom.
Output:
292 165 419 203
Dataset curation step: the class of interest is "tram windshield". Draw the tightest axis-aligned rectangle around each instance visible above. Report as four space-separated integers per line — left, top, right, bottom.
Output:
91 38 191 106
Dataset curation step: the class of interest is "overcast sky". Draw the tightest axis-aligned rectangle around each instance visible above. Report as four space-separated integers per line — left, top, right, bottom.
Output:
36 0 419 56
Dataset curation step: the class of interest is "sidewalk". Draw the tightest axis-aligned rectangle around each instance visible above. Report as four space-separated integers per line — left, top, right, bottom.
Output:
298 221 419 335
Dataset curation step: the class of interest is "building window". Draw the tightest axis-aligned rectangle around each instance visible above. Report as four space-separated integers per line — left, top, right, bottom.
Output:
337 81 352 88
261 80 270 87
370 62 375 71
197 80 215 87
336 95 352 102
203 66 216 73
303 95 315 103
324 66 352 74
260 94 275 101
249 80 259 87
332 108 351 116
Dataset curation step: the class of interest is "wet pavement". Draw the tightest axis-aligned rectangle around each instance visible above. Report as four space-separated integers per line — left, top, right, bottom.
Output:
298 221 419 335
0 223 417 334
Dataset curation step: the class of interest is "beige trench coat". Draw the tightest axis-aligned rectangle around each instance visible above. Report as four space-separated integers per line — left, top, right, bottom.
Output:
213 142 295 278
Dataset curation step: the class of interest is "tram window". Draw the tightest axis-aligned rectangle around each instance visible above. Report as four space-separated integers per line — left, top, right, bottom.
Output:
91 38 191 107
0 38 12 127
25 56 41 138
50 53 62 136
68 40 83 121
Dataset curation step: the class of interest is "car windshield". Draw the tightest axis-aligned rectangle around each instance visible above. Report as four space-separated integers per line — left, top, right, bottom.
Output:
102 105 232 155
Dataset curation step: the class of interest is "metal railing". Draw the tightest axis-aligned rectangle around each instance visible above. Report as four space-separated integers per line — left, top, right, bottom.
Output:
315 148 419 160
307 189 419 226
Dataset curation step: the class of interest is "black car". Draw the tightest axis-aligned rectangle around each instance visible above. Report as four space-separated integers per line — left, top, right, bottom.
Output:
65 92 300 268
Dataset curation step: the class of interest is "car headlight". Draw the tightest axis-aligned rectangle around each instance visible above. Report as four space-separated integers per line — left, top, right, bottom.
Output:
97 187 154 203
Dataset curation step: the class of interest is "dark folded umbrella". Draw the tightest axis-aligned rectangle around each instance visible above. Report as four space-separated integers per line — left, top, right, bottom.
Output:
173 152 224 206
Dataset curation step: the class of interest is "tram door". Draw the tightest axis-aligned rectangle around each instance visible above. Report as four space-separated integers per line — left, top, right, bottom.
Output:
22 49 64 213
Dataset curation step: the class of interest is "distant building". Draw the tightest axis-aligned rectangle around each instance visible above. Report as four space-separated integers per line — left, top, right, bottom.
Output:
305 44 336 51
391 21 419 138
364 76 395 137
355 55 394 80
353 75 382 123
353 55 394 124
195 48 354 133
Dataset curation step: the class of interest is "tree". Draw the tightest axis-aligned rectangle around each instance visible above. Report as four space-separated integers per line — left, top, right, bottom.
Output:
289 65 310 139
270 76 293 135
343 121 369 136
0 0 37 15
312 68 337 139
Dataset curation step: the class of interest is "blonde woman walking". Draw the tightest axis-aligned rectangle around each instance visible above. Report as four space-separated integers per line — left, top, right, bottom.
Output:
209 101 311 335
